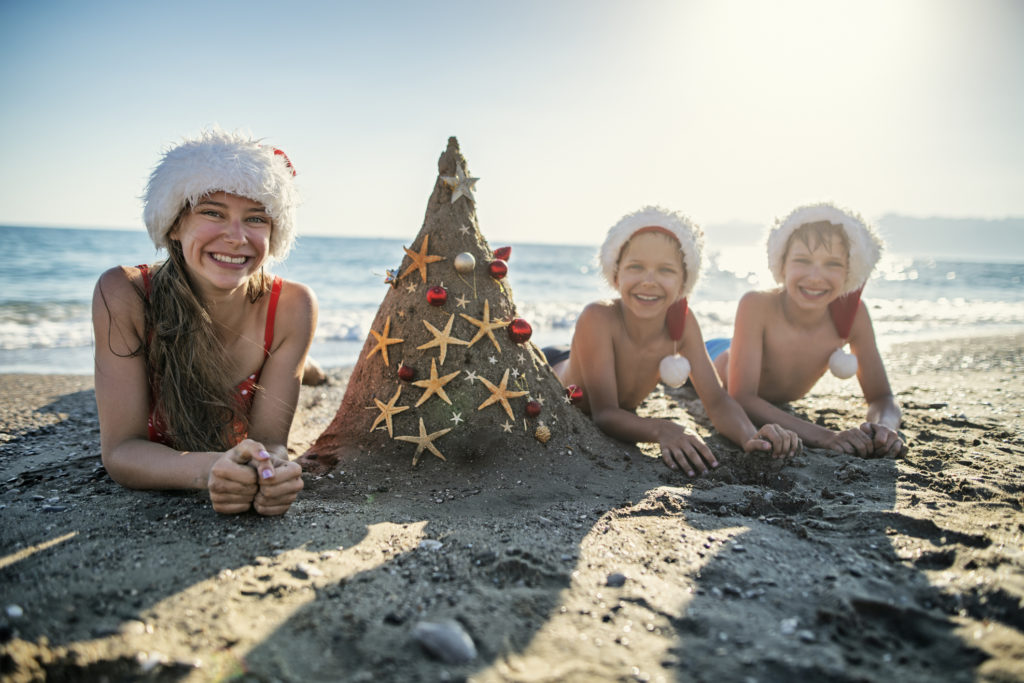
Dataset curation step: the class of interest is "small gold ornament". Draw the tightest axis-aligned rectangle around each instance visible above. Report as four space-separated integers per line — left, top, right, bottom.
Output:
454 252 476 274
534 424 551 444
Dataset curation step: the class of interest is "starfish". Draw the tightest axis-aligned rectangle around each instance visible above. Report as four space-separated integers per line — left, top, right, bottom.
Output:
366 316 403 367
477 368 529 421
455 293 470 309
406 281 417 293
464 370 480 384
501 420 514 434
412 358 460 406
450 412 464 426
368 386 408 437
459 224 472 236
417 314 468 365
460 300 509 352
441 163 479 204
400 234 444 283
394 418 451 466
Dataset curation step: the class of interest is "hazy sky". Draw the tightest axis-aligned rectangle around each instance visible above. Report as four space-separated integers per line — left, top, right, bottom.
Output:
1 0 1021 244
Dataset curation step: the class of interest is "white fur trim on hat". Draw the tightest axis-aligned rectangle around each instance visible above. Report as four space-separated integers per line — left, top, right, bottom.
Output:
767 202 883 294
599 205 704 299
143 130 299 262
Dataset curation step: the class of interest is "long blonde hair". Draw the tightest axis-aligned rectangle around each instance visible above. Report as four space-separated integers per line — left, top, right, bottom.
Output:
143 235 271 451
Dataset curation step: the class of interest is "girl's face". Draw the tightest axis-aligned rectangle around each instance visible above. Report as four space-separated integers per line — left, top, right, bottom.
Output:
169 192 271 294
782 233 849 309
615 232 686 320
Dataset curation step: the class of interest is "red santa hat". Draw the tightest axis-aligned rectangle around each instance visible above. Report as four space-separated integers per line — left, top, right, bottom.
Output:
143 130 299 262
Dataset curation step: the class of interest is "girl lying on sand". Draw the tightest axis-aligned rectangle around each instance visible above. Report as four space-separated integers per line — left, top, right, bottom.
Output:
92 131 316 515
546 206 800 476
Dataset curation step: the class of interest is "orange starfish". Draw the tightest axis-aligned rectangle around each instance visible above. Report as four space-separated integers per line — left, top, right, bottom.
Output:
368 386 408 437
399 234 444 283
366 316 403 367
412 358 461 407
460 299 509 352
477 368 529 421
395 418 452 466
417 313 468 365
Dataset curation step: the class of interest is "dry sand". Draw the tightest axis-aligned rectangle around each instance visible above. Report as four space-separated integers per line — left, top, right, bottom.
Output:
1 333 1022 682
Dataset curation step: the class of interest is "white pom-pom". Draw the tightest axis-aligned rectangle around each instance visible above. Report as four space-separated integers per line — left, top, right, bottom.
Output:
829 347 858 379
659 355 691 388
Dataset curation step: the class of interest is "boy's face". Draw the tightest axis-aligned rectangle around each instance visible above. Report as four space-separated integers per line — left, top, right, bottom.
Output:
615 232 686 319
781 233 849 308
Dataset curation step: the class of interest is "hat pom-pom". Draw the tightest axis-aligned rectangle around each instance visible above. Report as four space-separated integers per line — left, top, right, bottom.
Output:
829 346 858 379
659 354 691 388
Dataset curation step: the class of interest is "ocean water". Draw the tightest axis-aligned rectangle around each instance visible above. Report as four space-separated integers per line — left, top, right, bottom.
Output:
2 225 1022 374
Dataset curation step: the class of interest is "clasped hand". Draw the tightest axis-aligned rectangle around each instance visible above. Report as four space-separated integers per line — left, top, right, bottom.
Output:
207 439 304 515
828 423 906 458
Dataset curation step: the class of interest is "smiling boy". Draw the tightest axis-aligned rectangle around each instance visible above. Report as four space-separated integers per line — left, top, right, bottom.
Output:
714 203 906 457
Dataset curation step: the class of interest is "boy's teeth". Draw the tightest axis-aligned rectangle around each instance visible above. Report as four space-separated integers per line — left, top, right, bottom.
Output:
212 254 246 264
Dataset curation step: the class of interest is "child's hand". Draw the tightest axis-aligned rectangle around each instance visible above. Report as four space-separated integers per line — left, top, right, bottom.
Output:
208 440 265 514
745 424 802 459
826 428 876 457
659 424 718 477
859 422 907 458
254 456 304 516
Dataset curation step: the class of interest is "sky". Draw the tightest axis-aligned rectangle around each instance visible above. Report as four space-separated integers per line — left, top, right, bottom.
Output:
1 0 1022 245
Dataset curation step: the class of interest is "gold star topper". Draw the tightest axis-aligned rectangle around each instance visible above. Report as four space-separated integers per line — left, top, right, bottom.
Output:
400 234 444 283
368 386 409 437
441 163 479 204
417 313 468 365
366 316 403 367
395 418 452 466
460 299 509 352
477 368 530 421
412 358 461 406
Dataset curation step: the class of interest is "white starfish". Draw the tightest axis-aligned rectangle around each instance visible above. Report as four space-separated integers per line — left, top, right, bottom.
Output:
535 396 545 405
455 293 470 309
464 370 480 384
517 353 526 364
511 368 520 379
501 420 514 433
488 355 498 365
441 163 479 204
406 281 417 293
450 411 464 426
459 224 472 236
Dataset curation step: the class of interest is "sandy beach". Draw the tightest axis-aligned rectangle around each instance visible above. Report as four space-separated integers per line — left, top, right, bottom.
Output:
1 333 1022 682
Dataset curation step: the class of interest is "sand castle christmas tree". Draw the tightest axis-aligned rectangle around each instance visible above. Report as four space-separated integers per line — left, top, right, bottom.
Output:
300 137 601 471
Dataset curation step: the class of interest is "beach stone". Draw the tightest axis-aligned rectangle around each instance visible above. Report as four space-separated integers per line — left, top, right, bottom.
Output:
606 572 627 587
419 539 444 551
412 619 477 664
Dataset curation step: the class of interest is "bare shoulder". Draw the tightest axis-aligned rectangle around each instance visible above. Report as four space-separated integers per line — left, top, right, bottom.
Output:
578 299 618 322
274 278 318 338
736 289 780 321
93 266 145 315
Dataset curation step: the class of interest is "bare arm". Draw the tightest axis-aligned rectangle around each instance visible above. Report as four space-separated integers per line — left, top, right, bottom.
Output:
726 292 846 449
245 280 318 514
92 268 283 513
850 305 906 457
685 311 800 459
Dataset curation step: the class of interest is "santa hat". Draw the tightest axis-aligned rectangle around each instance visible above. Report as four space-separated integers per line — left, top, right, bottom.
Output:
143 130 299 262
599 205 704 299
767 202 883 294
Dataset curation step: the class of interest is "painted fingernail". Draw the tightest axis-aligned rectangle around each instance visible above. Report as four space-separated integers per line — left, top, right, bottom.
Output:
258 450 270 459
262 469 274 480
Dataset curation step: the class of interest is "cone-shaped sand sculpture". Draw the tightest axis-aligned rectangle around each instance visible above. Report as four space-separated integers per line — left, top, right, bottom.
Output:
300 137 606 471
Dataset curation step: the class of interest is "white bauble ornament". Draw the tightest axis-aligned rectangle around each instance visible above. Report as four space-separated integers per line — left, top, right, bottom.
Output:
828 347 858 379
454 252 476 274
659 355 691 388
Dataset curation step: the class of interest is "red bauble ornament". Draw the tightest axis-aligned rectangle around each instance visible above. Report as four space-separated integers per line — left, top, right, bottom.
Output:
493 246 512 261
488 260 508 280
566 384 583 405
525 400 542 418
398 364 416 382
507 318 532 344
426 285 448 306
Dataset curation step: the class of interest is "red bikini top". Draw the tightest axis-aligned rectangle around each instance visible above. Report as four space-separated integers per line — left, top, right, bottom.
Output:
137 264 282 446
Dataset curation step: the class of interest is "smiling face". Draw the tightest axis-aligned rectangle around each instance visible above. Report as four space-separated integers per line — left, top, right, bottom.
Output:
781 230 849 309
169 191 272 294
614 231 686 320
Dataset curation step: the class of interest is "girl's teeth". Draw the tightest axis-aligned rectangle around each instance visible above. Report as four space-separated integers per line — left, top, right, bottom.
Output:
212 254 246 264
